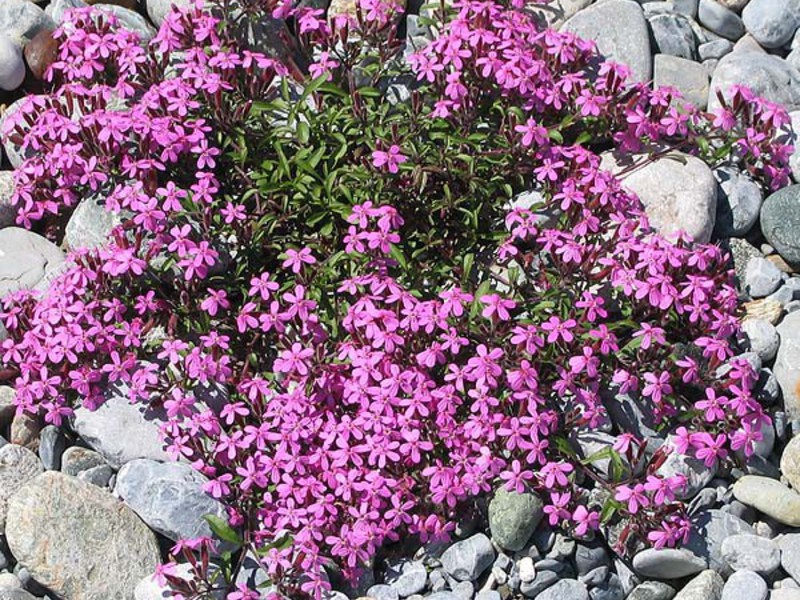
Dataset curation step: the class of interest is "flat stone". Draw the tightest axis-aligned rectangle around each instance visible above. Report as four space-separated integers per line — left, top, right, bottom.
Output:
699 38 733 60
0 228 65 298
733 475 800 526
440 533 495 582
632 548 707 578
713 165 762 237
0 444 42 529
745 257 783 298
741 0 799 48
72 381 171 469
655 55 709 110
64 194 126 251
0 36 24 92
709 52 800 112
720 570 767 600
561 0 652 83
720 534 780 574
684 510 754 571
575 541 610 576
649 14 697 60
0 0 54 45
761 185 800 266
698 0 745 40
591 574 624 600
115 458 227 542
535 579 588 600
6 471 160 600
775 312 800 420
60 446 107 476
628 581 676 600
673 570 723 600
488 487 544 551
741 319 779 362
601 151 717 243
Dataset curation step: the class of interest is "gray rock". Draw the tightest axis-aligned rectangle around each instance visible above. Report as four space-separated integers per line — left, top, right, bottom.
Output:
520 569 558 597
591 574 624 600
94 5 156 41
72 382 171 469
673 570 723 600
761 185 800 266
0 97 33 169
741 0 799 48
0 228 65 298
720 534 780 574
0 172 16 229
144 0 191 27
709 52 800 113
385 560 427 597
628 581 676 600
427 594 459 600
779 533 800 583
6 471 160 600
440 534 495 582
0 36 24 92
474 592 500 600
720 569 767 600
781 434 800 491
673 0 699 17
45 0 88 23
775 312 800 420
698 0 745 40
64 194 126 251
0 0 54 45
745 257 783 298
684 510 754 571
0 444 42 529
535 579 588 600
733 475 800 526
115 458 227 543
741 319 780 362
527 0 594 29
561 0 652 82
699 38 733 60
0 591 38 600
649 14 697 60
61 446 106 476
632 548 707 578
488 487 543 551
575 541 610 576
714 165 762 238
367 584 399 600
77 464 114 487
653 54 710 108
134 563 197 600
772 589 800 600
601 151 717 243
656 435 717 499
580 566 608 587
37 425 66 471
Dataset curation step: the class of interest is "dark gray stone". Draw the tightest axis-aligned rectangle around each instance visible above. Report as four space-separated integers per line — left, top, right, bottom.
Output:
61 446 106 476
590 574 624 600
699 38 733 60
440 534 494 582
628 581 676 600
698 0 745 40
761 185 800 266
536 579 588 600
714 165 762 237
575 541 610 576
520 569 558 597
649 14 697 59
683 510 754 571
488 488 543 552
77 464 114 487
38 426 67 471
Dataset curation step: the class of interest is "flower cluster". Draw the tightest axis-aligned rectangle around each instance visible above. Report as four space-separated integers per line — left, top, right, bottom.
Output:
0 0 786 598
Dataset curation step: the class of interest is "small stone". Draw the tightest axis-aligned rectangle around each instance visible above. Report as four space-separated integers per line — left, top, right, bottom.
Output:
45 0 88 23
440 534 495 582
561 0 652 83
367 584 399 600
0 172 16 229
699 38 733 60
761 185 800 267
527 0 593 28
134 563 195 600
720 534 780 574
653 54 709 109
779 533 800 583
520 570 558 597
733 475 800 526
627 581 677 600
632 548 707 578
518 557 536 583
0 228 65 298
591 575 624 600
746 257 783 298
64 194 126 251
37 425 66 470
656 436 716 500
698 0 745 39
575 541 610 576
741 0 799 49
775 312 800 420
772 589 800 600
535 579 588 600
743 298 783 325
0 37 24 92
741 319 779 362
673 0 699 17
9 412 39 450
60 446 107 476
673 570 723 600
474 592 500 600
649 14 697 60
488 487 543 551
22 28 57 81
0 573 23 590
0 0 55 45
580 566 608 587
6 471 160 600
720 569 766 600
683 510 754 571
0 444 42 528
451 581 473 600
781 434 800 491
76 463 114 487
385 560 426 598
713 165 762 238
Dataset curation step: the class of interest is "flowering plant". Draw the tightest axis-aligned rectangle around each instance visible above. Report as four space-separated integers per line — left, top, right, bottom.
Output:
0 0 790 597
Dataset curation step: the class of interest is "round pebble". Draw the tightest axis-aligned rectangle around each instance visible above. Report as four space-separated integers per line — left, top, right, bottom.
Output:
0 35 24 92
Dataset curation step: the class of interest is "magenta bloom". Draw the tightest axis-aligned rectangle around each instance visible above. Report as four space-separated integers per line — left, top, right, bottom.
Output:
371 145 408 174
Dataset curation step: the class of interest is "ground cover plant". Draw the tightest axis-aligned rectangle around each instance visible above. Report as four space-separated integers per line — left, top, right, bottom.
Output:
0 0 793 597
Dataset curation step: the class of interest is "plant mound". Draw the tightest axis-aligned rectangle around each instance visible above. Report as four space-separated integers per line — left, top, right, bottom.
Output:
0 0 792 597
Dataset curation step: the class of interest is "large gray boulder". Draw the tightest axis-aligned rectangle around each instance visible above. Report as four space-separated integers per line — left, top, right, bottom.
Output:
0 228 65 298
741 0 800 49
0 444 42 529
6 471 160 600
0 0 54 46
708 52 800 112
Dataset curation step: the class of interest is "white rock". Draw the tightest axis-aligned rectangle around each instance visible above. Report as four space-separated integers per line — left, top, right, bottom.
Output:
0 36 24 92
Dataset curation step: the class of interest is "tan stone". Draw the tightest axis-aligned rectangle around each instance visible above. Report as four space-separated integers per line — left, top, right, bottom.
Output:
0 444 42 529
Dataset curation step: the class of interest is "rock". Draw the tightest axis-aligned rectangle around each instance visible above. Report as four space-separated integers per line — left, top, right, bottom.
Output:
520 570 558 597
385 560 427 597
591 574 624 600
779 533 800 583
6 471 160 600
440 534 495 582
649 14 697 60
144 0 191 27
519 556 536 582
601 151 717 243
0 444 42 528
0 573 23 590
575 541 610 576
474 593 500 600
673 570 723 600
741 319 779 362
134 563 195 600
718 0 749 10
698 0 745 40
0 228 65 298
45 0 88 23
0 591 38 600
94 4 156 41
77 463 113 487
741 0 799 49
745 257 783 298
64 194 126 251
529 0 593 28
60 446 106 476
684 510 754 571
656 435 717 499
781 435 800 491
38 425 66 470
720 534 780 574
732 32 766 53
720 570 767 600
761 185 800 266
535 579 588 600
114 458 227 543
0 0 54 45
72 382 171 469
488 487 544 551
561 0 652 83
9 413 38 450
0 172 16 229
713 165 762 238
773 589 800 600
699 38 733 60
775 312 800 420
709 52 800 113
733 475 800 526
0 37 24 92
632 548 707 578
628 581 676 600
23 28 58 81
367 585 399 600
653 54 709 108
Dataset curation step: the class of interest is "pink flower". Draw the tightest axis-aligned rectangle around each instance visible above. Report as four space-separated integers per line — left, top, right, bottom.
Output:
371 145 407 174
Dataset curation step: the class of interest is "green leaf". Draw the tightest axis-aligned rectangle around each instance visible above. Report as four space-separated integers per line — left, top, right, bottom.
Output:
203 514 243 547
